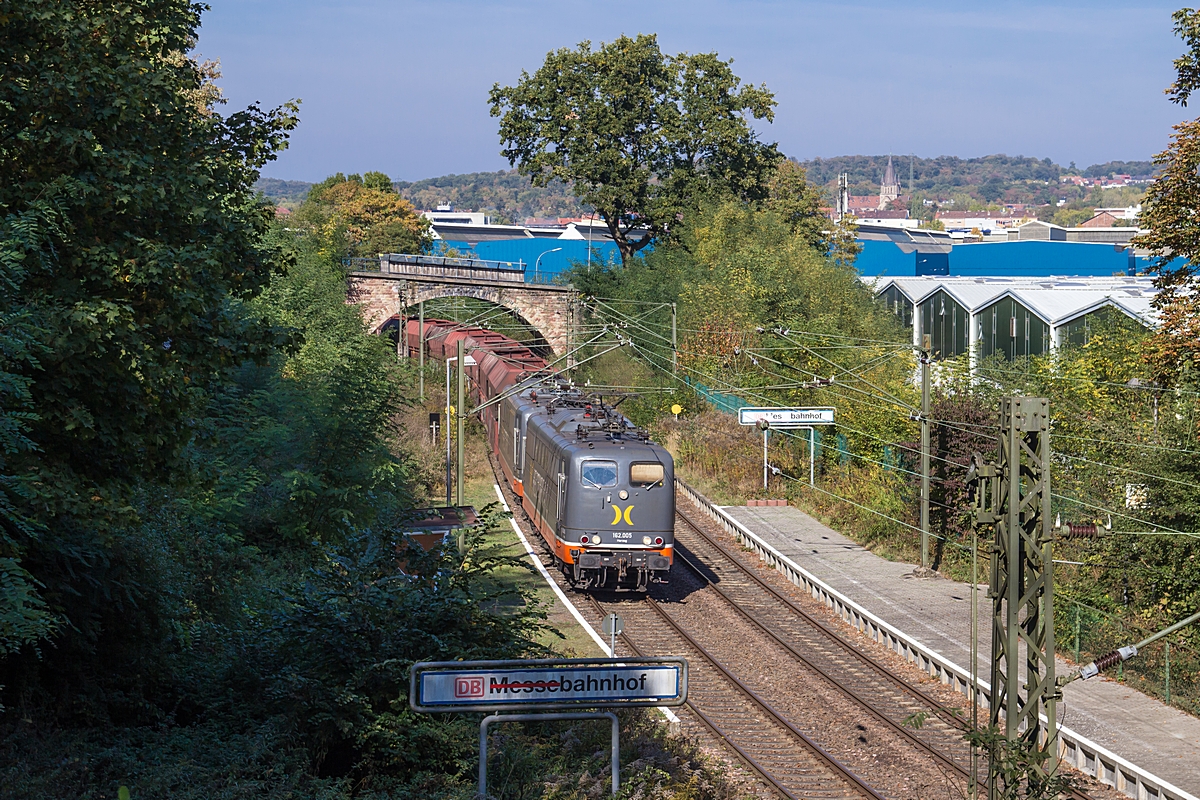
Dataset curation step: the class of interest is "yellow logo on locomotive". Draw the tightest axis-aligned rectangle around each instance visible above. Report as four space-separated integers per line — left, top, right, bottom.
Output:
610 505 634 525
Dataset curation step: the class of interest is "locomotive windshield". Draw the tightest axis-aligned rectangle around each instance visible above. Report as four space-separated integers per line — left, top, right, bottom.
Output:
580 460 618 488
630 462 665 486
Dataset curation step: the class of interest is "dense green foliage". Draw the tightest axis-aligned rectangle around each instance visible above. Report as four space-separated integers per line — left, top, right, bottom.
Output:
1082 160 1155 178
0 0 296 667
0 4 609 797
256 177 317 208
491 34 779 263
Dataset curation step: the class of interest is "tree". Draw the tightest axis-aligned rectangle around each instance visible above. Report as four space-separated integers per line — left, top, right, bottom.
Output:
764 160 861 268
490 34 779 264
0 0 296 658
1135 8 1200 379
296 173 431 257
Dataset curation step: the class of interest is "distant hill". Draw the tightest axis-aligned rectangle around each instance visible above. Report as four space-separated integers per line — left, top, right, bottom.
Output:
255 177 312 207
258 154 1153 220
1081 160 1154 178
394 170 587 225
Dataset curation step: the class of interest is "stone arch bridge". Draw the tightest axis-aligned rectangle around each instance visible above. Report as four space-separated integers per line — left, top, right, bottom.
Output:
347 254 578 357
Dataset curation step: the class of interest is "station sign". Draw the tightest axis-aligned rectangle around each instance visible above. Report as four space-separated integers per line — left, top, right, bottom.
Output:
410 657 688 712
738 407 836 428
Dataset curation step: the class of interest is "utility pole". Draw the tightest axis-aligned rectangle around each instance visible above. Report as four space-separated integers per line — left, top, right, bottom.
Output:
456 339 466 507
920 335 931 570
758 419 770 490
671 303 678 375
397 284 405 361
418 301 425 401
970 397 1057 800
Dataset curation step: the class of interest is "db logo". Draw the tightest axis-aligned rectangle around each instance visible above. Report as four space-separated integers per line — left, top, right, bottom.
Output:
455 677 484 698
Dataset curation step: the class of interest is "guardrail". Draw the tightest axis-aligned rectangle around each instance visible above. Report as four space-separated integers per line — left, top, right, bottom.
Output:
674 477 1198 800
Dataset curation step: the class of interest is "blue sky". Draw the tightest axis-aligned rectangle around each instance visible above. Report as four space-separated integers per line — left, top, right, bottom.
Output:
198 1 1193 183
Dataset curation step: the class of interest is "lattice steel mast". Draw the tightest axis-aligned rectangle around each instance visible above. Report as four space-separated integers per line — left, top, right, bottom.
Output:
970 397 1058 799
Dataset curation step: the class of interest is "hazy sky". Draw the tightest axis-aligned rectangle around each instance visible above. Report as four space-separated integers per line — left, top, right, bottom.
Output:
198 1 1193 183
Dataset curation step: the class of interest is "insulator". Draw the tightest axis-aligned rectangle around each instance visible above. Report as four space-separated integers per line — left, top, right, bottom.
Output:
1093 649 1125 672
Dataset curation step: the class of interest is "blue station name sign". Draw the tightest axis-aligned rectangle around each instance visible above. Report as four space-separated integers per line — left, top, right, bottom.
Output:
410 657 689 712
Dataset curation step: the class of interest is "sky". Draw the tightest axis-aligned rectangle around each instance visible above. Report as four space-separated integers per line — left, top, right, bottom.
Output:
198 1 1194 183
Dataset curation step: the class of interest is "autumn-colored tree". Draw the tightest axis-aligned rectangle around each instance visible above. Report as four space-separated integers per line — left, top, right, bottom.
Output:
1134 8 1200 380
297 173 431 257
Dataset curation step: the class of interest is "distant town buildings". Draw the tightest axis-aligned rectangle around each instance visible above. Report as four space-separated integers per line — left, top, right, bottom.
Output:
1059 173 1152 188
935 209 1031 231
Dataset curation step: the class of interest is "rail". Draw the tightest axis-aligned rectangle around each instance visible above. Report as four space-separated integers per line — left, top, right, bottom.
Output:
671 508 977 783
674 477 1199 800
586 593 885 800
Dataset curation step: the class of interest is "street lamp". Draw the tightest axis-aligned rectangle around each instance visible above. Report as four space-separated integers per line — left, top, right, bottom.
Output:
534 247 562 283
446 352 477 505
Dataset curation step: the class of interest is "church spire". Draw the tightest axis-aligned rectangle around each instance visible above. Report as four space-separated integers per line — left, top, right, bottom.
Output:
878 154 901 210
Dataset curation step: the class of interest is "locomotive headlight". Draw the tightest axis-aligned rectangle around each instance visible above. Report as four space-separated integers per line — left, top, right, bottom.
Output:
642 536 651 545
619 490 629 500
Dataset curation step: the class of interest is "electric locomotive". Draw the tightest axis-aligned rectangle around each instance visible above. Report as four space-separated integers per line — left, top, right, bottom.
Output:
499 384 674 591
402 317 674 591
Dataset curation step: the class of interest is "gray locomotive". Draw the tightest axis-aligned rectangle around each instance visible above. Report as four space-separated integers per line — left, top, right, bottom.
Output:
497 383 674 591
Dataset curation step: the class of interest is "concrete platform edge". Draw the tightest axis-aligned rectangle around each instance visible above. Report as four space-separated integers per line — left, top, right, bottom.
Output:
675 478 1198 800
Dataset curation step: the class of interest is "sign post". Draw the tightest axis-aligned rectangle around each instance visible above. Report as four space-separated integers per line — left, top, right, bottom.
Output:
739 407 836 489
601 613 624 657
411 657 688 799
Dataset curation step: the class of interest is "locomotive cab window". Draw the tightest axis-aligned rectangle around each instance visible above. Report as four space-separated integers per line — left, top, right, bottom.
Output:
630 462 665 487
580 460 618 488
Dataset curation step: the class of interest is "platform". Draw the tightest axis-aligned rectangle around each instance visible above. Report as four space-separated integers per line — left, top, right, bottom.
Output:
722 503 1200 795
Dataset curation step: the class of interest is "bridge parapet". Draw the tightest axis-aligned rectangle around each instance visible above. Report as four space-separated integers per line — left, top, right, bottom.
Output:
375 252 527 284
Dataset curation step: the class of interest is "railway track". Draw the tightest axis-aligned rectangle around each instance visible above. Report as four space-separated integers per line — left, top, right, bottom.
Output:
671 507 979 779
586 592 886 800
670 503 1096 800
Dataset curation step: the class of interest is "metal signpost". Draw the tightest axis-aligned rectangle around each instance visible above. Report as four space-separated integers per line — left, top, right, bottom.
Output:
410 657 688 799
601 613 624 656
738 407 836 489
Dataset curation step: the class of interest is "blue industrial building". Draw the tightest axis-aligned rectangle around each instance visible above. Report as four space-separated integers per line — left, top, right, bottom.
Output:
437 238 622 280
854 239 1157 278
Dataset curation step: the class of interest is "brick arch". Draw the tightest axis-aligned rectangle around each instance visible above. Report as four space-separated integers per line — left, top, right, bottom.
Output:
347 274 577 357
